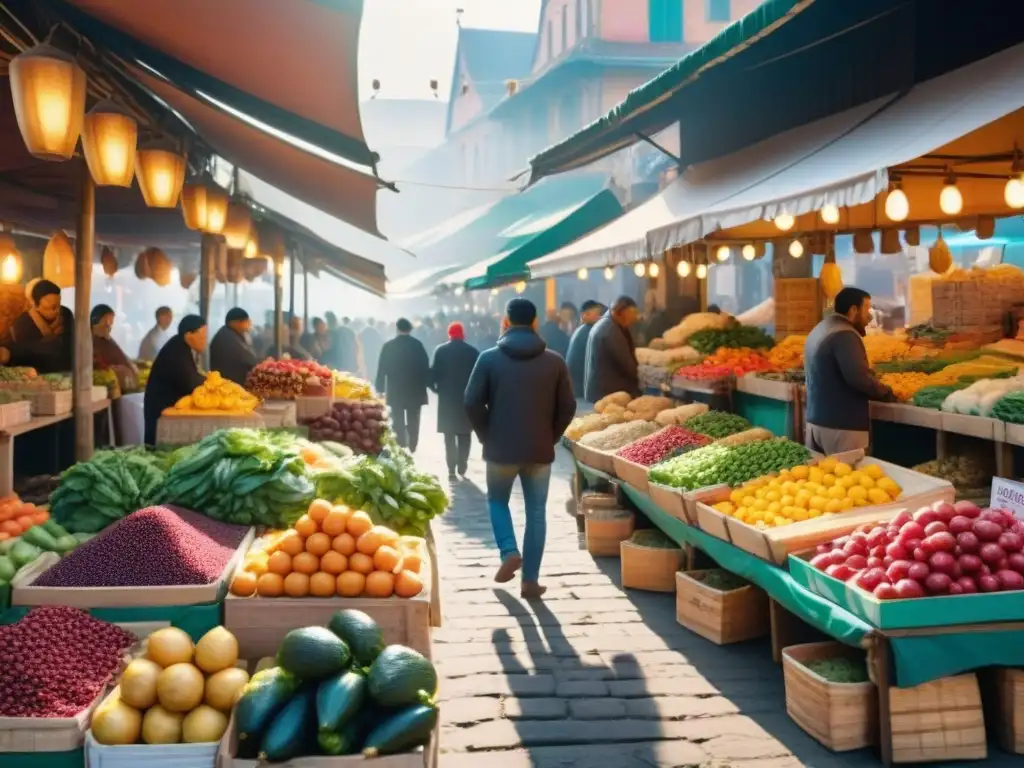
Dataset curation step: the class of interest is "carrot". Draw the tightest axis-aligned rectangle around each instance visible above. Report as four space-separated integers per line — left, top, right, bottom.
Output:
0 520 20 536
0 532 9 541
31 510 48 525
0 508 13 522
14 515 34 532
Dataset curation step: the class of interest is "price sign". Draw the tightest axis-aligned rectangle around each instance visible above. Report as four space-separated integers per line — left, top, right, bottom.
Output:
990 477 1024 518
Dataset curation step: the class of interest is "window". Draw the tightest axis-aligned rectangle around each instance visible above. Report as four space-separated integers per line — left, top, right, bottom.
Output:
706 0 731 23
576 0 585 39
547 20 554 60
649 0 683 43
561 5 568 52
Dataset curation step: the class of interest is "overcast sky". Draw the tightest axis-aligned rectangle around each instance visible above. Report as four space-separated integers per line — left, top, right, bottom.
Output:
358 0 542 101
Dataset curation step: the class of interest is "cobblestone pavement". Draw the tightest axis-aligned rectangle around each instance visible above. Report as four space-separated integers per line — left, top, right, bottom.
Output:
411 416 1015 768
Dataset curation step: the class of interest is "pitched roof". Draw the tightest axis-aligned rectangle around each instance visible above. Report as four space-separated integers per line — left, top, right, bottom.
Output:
446 27 537 133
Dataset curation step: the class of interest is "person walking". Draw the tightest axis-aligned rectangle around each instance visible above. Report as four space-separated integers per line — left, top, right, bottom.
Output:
430 321 479 480
584 295 641 403
804 287 896 454
360 318 385 382
464 298 576 599
566 300 604 397
375 318 430 452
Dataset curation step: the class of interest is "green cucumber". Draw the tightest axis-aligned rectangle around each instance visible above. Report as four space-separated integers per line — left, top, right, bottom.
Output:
40 520 70 539
327 609 385 666
0 555 14 581
362 703 438 757
9 540 41 568
318 705 379 756
258 686 315 762
20 525 60 552
316 670 366 733
234 667 300 748
53 535 79 553
0 537 18 556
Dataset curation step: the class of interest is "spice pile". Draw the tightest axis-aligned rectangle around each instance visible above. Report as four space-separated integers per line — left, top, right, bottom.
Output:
686 325 774 355
767 335 806 370
674 348 775 381
578 420 661 452
616 426 710 466
683 411 751 439
246 359 334 399
34 506 249 588
650 438 811 491
0 606 135 718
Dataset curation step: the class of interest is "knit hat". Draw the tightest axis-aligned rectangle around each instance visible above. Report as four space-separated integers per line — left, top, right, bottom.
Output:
448 321 465 341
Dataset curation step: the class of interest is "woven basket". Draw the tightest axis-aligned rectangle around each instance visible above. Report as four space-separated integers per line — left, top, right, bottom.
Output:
156 412 265 445
295 395 334 421
621 540 684 592
585 508 634 557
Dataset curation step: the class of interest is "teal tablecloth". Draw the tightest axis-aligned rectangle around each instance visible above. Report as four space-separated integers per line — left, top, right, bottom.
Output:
578 461 1024 687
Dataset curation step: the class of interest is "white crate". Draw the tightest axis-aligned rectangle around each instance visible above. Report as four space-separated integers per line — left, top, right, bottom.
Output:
85 731 217 768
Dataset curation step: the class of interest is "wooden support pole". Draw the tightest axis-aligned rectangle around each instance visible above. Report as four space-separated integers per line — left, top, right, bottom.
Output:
289 249 297 323
545 277 556 316
73 169 96 462
199 234 217 322
273 244 285 358
303 261 309 332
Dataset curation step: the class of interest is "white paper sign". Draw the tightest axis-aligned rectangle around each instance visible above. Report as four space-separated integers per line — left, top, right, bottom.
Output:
990 477 1024 517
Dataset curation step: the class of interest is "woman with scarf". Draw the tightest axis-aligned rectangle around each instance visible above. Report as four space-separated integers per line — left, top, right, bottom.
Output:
0 280 73 372
144 315 208 445
91 304 137 393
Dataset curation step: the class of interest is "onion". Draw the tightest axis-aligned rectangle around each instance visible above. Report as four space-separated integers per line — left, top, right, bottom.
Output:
953 500 982 519
886 560 913 582
924 572 952 594
874 582 899 600
978 574 1001 592
899 522 926 541
980 543 1006 565
885 543 908 560
923 532 956 554
948 582 964 595
998 532 1023 553
956 532 981 553
891 510 913 528
855 567 886 592
923 521 948 537
948 516 973 535
1007 552 1024 573
956 576 978 594
846 554 868 571
973 519 1003 542
894 578 926 598
932 501 956 523
957 554 983 573
907 562 930 581
995 569 1024 590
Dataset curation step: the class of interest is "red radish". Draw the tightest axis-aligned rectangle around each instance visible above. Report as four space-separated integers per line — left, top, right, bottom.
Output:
954 500 981 518
903 538 922 553
870 545 887 559
922 532 956 554
979 508 1009 525
844 539 867 557
980 543 1005 565
932 502 956 522
913 547 928 562
923 521 948 537
855 568 886 591
867 556 883 569
997 558 1010 572
996 570 1024 590
899 522 926 541
948 582 964 595
846 554 868 571
894 578 926 598
874 582 899 600
883 556 895 568
810 553 834 570
998 532 1023 552
866 527 888 548
957 554 983 573
815 543 831 555
925 573 952 594
1007 552 1024 573
826 564 855 582
978 574 1001 592
927 551 955 576
973 520 1003 542
886 542 908 560
887 560 913 582
956 532 980 553
891 510 913 528
907 562 930 581
913 508 940 526
948 516 973 535
956 576 978 594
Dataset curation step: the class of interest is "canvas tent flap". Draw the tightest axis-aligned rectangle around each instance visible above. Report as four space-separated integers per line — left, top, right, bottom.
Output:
61 0 373 169
388 263 471 299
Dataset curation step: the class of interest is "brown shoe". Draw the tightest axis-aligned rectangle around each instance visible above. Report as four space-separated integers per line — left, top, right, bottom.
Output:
521 582 547 600
494 554 522 583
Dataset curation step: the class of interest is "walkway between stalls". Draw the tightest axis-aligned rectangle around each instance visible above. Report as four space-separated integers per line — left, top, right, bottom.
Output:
413 400 904 768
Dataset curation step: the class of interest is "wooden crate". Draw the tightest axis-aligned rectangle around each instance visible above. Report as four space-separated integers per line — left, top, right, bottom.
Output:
295 394 334 421
775 278 822 336
675 569 769 645
648 483 691 524
0 688 101 753
573 442 616 475
27 388 72 416
156 412 265 444
621 540 684 593
0 400 31 429
612 455 649 493
782 641 876 752
889 673 987 763
994 668 1024 755
584 508 634 557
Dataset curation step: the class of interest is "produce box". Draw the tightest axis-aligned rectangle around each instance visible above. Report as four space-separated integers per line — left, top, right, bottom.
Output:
675 570 769 645
584 508 634 557
788 550 1024 629
736 374 797 402
0 690 101 753
11 529 254 609
994 668 1024 754
27 389 72 416
258 400 298 428
92 385 108 403
940 412 1006 441
620 539 684 592
693 452 954 564
0 749 83 767
84 730 217 768
572 442 616 475
295 394 334 422
156 414 265 445
889 673 986 763
869 402 942 429
648 483 691 525
0 400 31 429
611 455 649 493
217 709 437 767
1004 424 1024 448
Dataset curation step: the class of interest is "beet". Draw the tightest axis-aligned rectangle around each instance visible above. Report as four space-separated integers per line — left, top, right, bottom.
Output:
924 572 952 594
998 532 1023 553
956 532 980 553
996 569 1024 590
34 506 248 588
0 607 134 718
907 562 930 581
979 543 1006 566
948 516 973 535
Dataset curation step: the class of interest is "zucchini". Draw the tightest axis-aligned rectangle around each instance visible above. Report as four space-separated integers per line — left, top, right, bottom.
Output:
258 686 315 762
40 520 70 539
318 706 378 756
362 703 437 757
316 670 366 733
234 667 300 748
20 525 59 552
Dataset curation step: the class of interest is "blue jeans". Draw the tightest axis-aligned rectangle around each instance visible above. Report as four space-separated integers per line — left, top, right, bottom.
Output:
486 462 552 583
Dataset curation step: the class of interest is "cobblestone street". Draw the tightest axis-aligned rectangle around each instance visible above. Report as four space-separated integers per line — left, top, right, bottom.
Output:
412 421 900 768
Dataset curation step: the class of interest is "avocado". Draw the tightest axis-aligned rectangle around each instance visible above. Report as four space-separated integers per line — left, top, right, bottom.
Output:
367 645 438 708
234 667 300 748
259 686 316 762
362 703 438 757
277 626 352 680
327 609 385 666
316 669 367 733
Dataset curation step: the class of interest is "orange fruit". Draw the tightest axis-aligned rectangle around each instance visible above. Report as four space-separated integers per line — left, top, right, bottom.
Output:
336 571 365 597
230 571 258 597
376 527 400 549
305 532 332 557
267 551 293 576
320 550 348 576
364 570 395 598
346 511 373 538
348 552 374 575
307 499 333 525
283 572 310 597
276 530 305 557
373 546 402 574
292 552 320 575
356 530 383 556
244 551 270 576
294 515 318 538
394 570 424 598
401 552 423 573
332 533 356 557
256 573 284 597
321 508 350 537
309 572 336 597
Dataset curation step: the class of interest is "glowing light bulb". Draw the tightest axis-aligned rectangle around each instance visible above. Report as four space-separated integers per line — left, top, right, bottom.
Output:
576 267 588 280
604 266 614 281
633 263 646 277
742 244 756 261
1006 177 1024 209
454 286 464 296
490 288 499 296
0 253 21 283
939 183 963 216
715 246 730 262
885 188 909 222
648 262 660 278
820 204 840 225
695 264 708 280
789 240 804 258
774 213 795 232
677 261 691 278
514 281 526 294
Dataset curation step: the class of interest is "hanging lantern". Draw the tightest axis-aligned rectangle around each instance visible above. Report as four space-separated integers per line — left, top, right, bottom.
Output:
903 226 921 247
514 281 526 294
9 43 87 161
204 184 229 234
939 178 963 216
1005 176 1024 209
180 181 208 231
788 239 805 259
43 231 75 288
136 140 186 208
603 266 614 281
633 263 645 277
100 246 118 277
244 227 260 259
180 271 197 289
222 202 252 249
773 212 795 232
81 100 137 187
820 204 840 225
576 267 588 280
884 187 909 222
695 264 708 280
490 288 499 296
242 256 268 282
0 234 22 284
453 285 465 297
742 244 756 261
715 245 730 262
648 262 660 278
676 260 691 278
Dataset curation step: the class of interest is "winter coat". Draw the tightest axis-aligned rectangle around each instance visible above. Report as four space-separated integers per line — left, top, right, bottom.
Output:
375 333 430 408
539 320 570 358
210 325 260 386
584 313 639 403
430 339 479 434
144 334 206 445
464 326 576 465
566 321 595 397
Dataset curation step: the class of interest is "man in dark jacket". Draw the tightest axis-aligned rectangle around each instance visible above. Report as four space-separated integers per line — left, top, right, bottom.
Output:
464 298 576 599
566 300 604 397
360 319 385 383
210 308 260 386
430 321 479 480
539 310 570 358
584 296 641 403
376 318 430 452
804 287 896 454
144 315 208 445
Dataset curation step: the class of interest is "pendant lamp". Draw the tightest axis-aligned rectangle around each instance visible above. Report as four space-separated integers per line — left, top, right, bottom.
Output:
0 234 22 284
9 43 86 161
180 181 208 231
43 231 75 288
223 202 252 249
81 100 137 187
136 139 186 208
204 184 229 234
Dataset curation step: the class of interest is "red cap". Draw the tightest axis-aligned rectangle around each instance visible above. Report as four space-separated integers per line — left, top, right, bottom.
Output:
448 321 465 340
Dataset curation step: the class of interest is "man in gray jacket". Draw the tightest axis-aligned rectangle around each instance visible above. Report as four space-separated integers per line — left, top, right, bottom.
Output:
804 287 896 454
583 296 641 403
464 298 576 599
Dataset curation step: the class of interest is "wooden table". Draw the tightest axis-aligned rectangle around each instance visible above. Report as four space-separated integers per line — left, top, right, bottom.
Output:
0 398 112 495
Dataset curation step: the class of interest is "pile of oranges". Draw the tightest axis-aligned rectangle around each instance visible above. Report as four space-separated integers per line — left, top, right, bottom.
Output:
229 498 425 600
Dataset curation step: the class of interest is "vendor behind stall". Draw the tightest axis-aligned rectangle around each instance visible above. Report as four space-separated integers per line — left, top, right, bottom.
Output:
210 307 259 386
91 304 137 392
0 279 73 372
144 314 208 445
